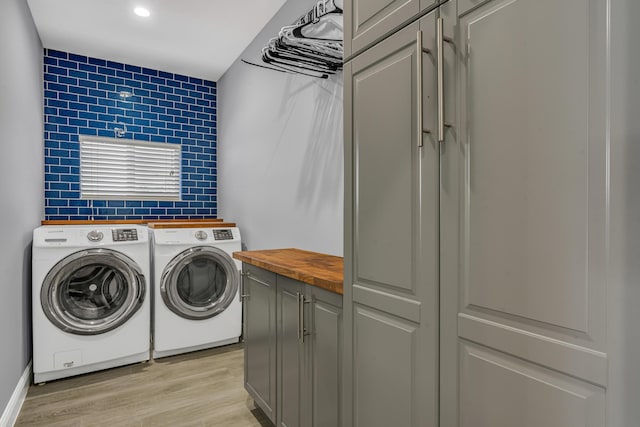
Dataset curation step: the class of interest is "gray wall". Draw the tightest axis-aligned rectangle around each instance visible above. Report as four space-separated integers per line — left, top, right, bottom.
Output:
0 0 44 412
218 0 343 256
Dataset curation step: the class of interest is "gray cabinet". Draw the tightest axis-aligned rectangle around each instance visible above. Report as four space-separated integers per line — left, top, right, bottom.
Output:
276 276 305 427
243 264 342 427
343 8 441 427
345 0 440 58
242 265 277 424
307 284 342 427
276 276 343 427
345 0 620 425
440 0 608 425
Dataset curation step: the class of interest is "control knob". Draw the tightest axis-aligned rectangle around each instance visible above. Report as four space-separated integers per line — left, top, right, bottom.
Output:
194 230 208 241
87 230 104 242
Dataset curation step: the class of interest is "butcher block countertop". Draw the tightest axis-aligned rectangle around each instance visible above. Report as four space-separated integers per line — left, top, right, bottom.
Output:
147 221 236 229
41 218 225 226
233 248 343 295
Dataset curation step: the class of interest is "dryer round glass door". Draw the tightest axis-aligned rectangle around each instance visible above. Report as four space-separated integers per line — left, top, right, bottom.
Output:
160 246 239 320
41 248 146 335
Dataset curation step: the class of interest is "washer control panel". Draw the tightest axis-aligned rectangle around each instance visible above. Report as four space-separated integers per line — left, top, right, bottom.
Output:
112 228 139 242
213 229 234 241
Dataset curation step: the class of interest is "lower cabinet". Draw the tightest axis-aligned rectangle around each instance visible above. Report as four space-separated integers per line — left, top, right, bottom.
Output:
277 277 306 427
305 284 342 427
242 264 342 427
243 264 277 423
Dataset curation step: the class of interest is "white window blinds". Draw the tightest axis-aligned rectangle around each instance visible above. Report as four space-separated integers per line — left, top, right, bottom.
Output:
80 136 181 200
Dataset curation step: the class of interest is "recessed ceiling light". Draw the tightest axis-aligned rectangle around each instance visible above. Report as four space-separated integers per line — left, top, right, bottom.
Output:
134 7 150 17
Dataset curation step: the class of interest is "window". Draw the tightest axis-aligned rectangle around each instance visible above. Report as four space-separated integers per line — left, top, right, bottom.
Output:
80 136 181 200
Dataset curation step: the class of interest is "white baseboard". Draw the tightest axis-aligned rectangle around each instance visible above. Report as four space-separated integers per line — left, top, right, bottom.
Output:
0 361 31 427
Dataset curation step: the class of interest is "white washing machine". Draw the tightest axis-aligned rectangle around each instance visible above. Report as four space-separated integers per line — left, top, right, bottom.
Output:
150 226 242 358
32 225 151 383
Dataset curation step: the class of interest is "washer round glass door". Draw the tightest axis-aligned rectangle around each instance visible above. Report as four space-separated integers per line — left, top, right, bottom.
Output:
41 248 146 335
160 246 239 320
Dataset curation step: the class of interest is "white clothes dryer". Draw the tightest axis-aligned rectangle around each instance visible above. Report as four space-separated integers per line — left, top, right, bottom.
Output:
32 225 151 383
150 227 242 359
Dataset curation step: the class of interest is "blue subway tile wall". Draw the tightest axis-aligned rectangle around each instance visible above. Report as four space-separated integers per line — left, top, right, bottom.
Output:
43 49 217 221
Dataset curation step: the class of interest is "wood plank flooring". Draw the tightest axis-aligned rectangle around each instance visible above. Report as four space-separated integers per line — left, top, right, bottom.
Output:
15 344 272 427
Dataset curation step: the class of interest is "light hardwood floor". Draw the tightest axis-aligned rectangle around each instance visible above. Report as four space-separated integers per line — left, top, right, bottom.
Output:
15 344 272 427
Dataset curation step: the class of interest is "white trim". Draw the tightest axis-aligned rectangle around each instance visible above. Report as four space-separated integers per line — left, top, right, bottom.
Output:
0 361 31 427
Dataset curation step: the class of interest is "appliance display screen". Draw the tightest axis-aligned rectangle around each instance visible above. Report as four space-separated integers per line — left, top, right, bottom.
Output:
212 229 233 241
112 229 138 241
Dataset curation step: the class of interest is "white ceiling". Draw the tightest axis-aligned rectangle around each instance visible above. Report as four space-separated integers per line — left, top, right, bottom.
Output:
26 0 288 81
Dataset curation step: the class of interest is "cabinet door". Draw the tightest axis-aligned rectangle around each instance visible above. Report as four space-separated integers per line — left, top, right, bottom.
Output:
440 0 608 425
277 276 306 427
344 11 439 427
243 264 277 424
345 0 438 58
307 286 343 427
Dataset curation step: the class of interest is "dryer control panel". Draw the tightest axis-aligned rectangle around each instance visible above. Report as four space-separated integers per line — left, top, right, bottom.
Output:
213 229 234 241
112 228 139 241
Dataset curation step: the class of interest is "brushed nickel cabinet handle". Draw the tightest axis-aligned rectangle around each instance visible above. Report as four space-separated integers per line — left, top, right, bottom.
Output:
437 18 445 142
418 30 424 147
300 294 311 343
437 17 454 142
417 31 434 147
239 272 249 300
297 292 303 341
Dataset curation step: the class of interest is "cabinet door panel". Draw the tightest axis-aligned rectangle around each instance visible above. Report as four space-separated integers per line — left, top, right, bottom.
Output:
277 277 305 427
345 11 439 427
352 305 416 427
459 342 605 427
243 266 277 423
309 288 342 427
346 0 430 58
440 0 608 425
351 19 437 298
353 29 416 293
464 0 595 333
458 0 606 359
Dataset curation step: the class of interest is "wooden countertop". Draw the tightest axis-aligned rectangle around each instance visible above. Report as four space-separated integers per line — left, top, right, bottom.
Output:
41 218 224 225
233 248 343 295
147 221 236 229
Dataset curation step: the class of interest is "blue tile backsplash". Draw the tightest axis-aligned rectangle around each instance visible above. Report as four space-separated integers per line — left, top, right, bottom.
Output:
43 49 217 221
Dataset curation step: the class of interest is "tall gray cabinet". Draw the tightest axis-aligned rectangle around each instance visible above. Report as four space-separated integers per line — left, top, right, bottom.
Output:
343 1 453 424
344 0 640 425
441 0 607 425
